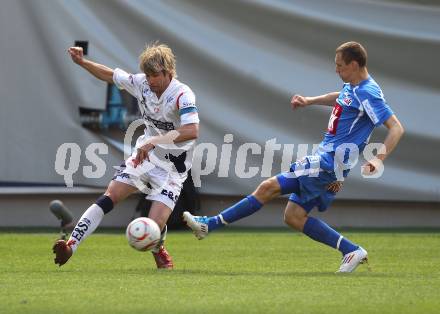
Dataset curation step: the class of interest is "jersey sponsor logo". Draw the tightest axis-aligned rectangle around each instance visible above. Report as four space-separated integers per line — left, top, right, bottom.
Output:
141 84 152 98
161 188 179 203
144 115 175 131
113 172 130 181
71 217 91 242
342 91 353 106
166 96 174 103
328 103 342 135
180 102 196 109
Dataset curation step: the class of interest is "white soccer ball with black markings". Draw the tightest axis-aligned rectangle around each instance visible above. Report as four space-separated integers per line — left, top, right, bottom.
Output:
126 217 161 251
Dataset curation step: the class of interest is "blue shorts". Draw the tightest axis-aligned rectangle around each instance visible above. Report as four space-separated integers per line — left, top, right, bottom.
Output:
288 191 336 213
276 156 337 213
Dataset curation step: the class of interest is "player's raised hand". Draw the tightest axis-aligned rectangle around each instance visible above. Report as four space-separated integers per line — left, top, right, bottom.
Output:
361 161 378 176
291 94 309 110
68 47 84 65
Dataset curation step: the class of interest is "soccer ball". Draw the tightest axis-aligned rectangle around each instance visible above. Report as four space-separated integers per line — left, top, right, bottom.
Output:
126 217 161 251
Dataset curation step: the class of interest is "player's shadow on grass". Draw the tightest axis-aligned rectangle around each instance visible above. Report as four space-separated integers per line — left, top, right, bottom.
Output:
158 269 397 278
48 267 397 278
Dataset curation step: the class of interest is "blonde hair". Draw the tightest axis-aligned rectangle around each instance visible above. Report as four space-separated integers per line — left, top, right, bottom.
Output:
139 41 177 77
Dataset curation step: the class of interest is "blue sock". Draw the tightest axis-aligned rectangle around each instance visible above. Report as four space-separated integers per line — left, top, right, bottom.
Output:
207 195 263 231
303 217 358 255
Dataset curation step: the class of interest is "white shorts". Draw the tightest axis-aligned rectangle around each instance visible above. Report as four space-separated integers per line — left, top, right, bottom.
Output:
112 161 187 210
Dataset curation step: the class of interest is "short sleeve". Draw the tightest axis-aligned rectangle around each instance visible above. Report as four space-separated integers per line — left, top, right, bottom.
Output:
113 68 144 97
356 85 393 127
177 91 199 125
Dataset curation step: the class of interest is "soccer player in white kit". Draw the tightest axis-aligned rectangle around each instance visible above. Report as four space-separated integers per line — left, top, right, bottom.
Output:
53 42 199 269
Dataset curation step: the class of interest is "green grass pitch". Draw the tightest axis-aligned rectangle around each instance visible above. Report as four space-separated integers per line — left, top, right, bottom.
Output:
1 229 439 314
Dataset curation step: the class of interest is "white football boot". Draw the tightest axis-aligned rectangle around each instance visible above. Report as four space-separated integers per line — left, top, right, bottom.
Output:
337 247 368 273
182 211 209 240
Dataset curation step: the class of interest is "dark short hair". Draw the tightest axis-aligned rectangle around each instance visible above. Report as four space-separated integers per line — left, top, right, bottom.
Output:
336 42 367 67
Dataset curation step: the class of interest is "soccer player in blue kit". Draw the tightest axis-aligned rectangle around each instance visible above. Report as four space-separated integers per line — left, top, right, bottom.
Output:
183 41 404 272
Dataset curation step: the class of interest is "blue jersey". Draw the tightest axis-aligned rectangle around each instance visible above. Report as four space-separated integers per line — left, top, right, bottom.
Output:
278 75 394 211
321 76 393 152
318 75 393 171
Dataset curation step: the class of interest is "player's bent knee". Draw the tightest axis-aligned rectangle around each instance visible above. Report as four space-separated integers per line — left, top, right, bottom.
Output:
104 190 120 205
255 178 281 201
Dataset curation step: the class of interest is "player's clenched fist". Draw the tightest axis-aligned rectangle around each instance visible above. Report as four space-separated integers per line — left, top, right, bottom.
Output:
68 47 84 65
290 94 309 110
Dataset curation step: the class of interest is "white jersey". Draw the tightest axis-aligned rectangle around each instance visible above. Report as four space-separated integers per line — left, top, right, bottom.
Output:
113 68 199 177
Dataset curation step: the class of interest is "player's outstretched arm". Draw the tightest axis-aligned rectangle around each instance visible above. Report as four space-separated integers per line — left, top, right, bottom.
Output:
291 92 339 110
68 47 114 84
362 114 404 174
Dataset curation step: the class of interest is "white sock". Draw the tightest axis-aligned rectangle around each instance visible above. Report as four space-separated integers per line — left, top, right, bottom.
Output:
67 204 104 252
